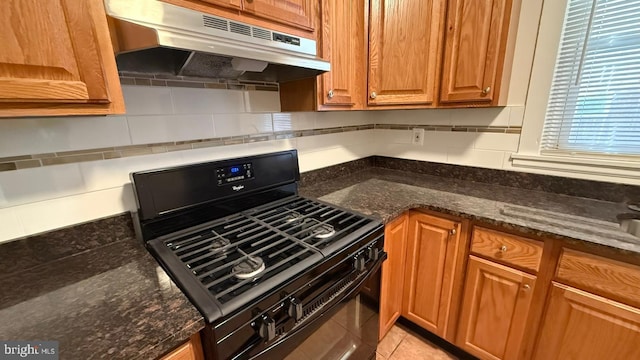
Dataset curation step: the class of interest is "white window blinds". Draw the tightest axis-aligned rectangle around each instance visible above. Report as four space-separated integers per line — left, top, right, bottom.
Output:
541 0 640 156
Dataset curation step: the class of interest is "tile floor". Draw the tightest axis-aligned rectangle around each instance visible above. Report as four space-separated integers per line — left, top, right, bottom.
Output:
376 324 458 360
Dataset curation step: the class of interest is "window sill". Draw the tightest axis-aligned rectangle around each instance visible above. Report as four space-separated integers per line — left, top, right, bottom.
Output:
510 153 640 182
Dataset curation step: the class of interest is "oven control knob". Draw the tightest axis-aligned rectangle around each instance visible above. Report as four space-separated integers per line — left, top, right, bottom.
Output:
367 246 380 261
258 314 276 341
354 254 366 272
288 297 303 321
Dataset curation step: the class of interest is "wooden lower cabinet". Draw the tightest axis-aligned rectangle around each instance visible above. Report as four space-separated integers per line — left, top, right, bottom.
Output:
534 283 640 360
161 333 204 360
402 212 464 340
380 212 640 360
456 256 535 360
379 213 409 340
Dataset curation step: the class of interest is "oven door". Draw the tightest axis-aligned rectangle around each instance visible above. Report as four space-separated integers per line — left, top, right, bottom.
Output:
255 253 386 360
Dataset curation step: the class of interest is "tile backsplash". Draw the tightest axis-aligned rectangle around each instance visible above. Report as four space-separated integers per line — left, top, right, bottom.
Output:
0 82 524 243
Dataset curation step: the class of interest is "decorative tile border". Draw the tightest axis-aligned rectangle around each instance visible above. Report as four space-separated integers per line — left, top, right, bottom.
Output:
374 124 522 134
0 124 521 172
118 72 280 91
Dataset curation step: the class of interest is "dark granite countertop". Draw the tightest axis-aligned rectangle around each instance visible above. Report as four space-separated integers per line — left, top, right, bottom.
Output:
1 165 638 360
0 216 204 360
300 168 640 255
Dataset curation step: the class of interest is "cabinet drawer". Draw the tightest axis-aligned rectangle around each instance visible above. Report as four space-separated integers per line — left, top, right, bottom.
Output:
556 249 640 308
471 227 543 272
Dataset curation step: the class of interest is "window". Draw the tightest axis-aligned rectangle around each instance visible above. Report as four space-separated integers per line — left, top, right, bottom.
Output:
541 0 640 157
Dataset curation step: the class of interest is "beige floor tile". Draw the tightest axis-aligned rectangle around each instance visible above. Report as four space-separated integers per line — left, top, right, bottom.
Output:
376 352 387 360
283 347 311 360
377 325 408 358
388 332 458 360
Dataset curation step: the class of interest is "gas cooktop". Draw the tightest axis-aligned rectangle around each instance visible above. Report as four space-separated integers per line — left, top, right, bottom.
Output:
131 151 382 323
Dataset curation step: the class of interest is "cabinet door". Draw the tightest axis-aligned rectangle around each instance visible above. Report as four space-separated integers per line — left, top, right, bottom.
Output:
368 0 445 106
162 333 204 360
457 256 535 360
379 214 409 340
200 0 243 10
402 212 461 338
440 0 512 104
534 283 640 360
243 0 314 31
0 0 124 117
318 0 365 108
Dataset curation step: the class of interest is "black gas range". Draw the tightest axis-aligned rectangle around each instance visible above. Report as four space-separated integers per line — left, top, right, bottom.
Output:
131 150 386 360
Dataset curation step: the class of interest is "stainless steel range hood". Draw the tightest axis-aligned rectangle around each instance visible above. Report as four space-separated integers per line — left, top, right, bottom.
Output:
104 0 329 82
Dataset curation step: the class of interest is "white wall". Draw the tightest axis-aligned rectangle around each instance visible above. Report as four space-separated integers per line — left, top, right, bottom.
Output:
0 86 374 243
372 107 523 170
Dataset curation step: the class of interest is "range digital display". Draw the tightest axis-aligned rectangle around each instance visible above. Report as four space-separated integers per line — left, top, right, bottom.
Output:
216 163 253 185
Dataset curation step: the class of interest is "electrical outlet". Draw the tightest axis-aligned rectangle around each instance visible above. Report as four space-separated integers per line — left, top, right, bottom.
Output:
412 128 425 146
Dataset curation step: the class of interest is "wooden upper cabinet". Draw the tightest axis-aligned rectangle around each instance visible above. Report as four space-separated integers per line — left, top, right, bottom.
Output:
279 0 365 111
456 256 535 360
402 212 463 339
243 0 314 31
534 283 640 360
379 214 409 340
0 0 124 117
368 0 445 106
318 0 365 107
200 0 243 10
440 0 512 105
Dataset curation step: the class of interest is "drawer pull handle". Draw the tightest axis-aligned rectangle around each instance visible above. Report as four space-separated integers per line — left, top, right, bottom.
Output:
500 245 508 252
328 89 334 99
522 284 531 291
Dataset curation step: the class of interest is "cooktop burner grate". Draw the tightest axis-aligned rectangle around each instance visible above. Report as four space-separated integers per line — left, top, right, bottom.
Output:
160 196 374 305
251 197 372 250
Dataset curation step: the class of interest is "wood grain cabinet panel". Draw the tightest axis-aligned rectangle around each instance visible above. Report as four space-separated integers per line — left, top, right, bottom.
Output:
318 0 365 107
279 0 365 111
534 283 640 360
556 249 640 309
367 0 445 106
243 0 314 31
199 0 243 10
161 334 204 360
471 227 543 272
379 213 409 340
456 256 535 360
440 0 512 104
402 212 462 338
0 0 124 117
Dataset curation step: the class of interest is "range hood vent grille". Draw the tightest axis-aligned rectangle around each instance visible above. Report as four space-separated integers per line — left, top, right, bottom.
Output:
202 15 228 31
229 21 251 37
201 14 301 47
252 28 272 41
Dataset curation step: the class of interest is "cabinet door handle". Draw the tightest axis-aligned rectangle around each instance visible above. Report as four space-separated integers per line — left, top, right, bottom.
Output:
370 91 377 99
328 89 334 99
482 86 491 95
450 228 457 235
522 284 531 292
